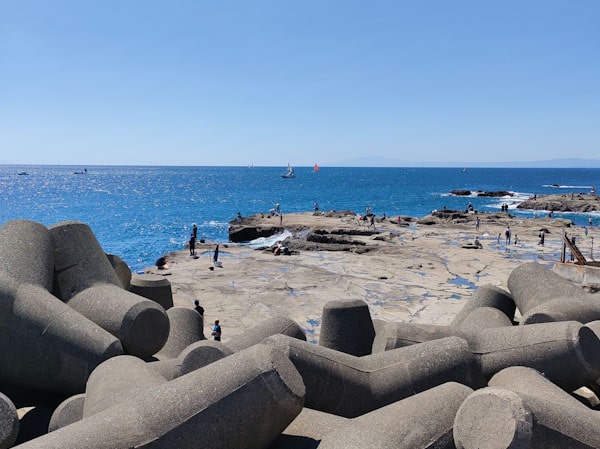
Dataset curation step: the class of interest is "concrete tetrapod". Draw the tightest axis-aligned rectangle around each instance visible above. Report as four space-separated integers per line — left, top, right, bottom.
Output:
129 274 173 310
268 408 349 449
521 296 600 325
49 221 124 298
371 322 469 353
150 315 304 380
318 382 473 449
0 392 19 449
469 320 600 390
47 394 85 433
106 254 132 290
262 334 485 418
454 366 600 449
225 315 307 353
50 221 170 357
83 355 168 418
155 307 205 360
0 277 123 394
148 340 234 380
372 308 512 353
371 320 600 391
507 262 589 316
13 344 305 449
0 220 55 291
66 283 170 358
457 306 514 332
318 299 376 356
450 284 516 327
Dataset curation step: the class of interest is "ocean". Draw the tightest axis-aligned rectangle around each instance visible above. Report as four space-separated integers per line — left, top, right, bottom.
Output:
2 165 599 272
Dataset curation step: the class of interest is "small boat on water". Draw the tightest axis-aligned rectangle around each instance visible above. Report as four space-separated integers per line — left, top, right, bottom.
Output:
281 163 295 179
18 171 29 176
74 168 88 174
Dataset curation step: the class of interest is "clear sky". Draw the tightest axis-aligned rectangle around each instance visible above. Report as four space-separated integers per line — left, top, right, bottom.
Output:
1 1 598 166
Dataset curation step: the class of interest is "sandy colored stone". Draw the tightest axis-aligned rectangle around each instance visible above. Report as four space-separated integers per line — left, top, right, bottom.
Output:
143 212 596 343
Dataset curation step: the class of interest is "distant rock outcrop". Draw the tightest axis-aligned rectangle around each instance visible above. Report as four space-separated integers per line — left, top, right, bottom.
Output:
518 193 600 212
451 190 512 197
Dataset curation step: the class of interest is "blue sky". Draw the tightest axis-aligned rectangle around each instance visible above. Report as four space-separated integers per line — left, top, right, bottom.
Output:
1 1 598 166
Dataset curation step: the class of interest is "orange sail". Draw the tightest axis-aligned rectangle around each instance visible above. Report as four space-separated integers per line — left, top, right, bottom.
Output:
314 163 319 172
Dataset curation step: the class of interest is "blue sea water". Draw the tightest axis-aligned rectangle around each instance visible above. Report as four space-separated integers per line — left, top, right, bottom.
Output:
2 165 599 272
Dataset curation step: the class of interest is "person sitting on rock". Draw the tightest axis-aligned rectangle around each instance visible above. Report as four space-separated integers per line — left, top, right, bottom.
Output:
155 255 169 269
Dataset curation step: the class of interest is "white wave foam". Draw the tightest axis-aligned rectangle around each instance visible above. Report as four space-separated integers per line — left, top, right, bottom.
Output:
485 191 533 210
542 184 593 189
244 229 293 248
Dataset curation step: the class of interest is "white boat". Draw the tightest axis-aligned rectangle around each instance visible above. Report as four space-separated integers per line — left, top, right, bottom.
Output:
281 163 295 178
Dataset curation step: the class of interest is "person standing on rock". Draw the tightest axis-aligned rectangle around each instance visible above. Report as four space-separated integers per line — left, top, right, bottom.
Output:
211 320 222 341
475 216 480 231
192 223 198 239
505 226 511 245
193 300 204 318
189 233 196 256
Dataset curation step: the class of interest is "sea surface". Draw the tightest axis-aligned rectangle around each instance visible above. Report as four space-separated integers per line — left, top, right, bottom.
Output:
2 165 600 272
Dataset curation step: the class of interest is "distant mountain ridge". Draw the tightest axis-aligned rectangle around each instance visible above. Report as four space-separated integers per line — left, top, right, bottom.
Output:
329 157 600 168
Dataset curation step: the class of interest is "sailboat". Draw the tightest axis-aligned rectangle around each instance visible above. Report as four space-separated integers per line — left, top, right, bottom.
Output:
314 163 319 172
281 163 295 178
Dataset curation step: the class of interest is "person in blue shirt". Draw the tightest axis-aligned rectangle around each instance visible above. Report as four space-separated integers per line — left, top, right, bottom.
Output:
211 319 222 341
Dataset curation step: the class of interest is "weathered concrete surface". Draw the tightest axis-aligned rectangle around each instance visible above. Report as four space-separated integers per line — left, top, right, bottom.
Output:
263 334 485 418
0 392 19 449
457 306 514 332
508 262 590 315
155 307 205 360
83 355 167 418
129 274 173 310
0 278 123 394
50 221 170 358
318 382 473 449
13 344 305 449
319 299 375 356
370 319 600 391
0 220 54 291
106 253 132 291
47 394 85 433
450 284 515 327
49 221 123 299
224 315 307 353
148 340 233 381
455 366 600 449
66 283 170 358
522 296 600 324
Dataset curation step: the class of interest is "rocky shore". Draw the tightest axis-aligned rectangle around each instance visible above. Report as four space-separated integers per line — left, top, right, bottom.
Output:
518 193 600 212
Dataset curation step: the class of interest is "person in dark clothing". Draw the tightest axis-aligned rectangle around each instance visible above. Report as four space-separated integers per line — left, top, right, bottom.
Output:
155 255 168 269
189 234 196 256
193 300 204 317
